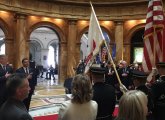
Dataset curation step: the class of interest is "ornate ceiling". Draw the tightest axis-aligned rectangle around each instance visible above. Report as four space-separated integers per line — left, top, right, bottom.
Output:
0 0 164 20
38 0 148 6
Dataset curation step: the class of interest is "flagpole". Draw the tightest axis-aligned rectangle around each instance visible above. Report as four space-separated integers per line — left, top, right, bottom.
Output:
153 29 156 68
162 1 165 62
103 40 127 93
90 2 127 93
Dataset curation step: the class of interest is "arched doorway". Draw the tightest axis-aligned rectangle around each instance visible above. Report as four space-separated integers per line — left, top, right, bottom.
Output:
130 28 145 63
30 27 60 83
0 28 5 54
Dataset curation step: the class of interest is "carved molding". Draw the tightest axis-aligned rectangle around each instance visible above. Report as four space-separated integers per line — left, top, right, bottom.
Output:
68 20 77 25
0 0 156 20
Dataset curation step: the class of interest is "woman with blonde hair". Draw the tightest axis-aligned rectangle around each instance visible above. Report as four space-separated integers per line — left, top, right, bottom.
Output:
115 90 148 120
58 74 98 120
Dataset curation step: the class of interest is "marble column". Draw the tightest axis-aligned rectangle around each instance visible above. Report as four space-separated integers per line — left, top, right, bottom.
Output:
15 14 28 68
59 42 67 83
75 42 81 64
115 21 124 62
5 37 14 66
67 20 77 77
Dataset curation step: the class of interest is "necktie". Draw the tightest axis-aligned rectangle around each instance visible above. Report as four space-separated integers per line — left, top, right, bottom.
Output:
25 68 28 74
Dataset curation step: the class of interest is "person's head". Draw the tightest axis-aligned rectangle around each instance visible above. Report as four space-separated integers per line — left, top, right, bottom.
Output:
132 70 148 87
0 54 8 65
89 66 106 83
118 60 123 68
22 58 29 67
117 90 148 120
71 74 92 104
157 62 165 75
6 73 30 101
122 60 127 67
107 61 112 68
134 63 139 69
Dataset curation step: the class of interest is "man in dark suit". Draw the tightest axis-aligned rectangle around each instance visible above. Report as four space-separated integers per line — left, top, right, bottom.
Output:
0 54 13 106
118 61 131 89
105 61 116 87
16 58 36 111
151 62 165 120
0 73 33 120
90 66 116 120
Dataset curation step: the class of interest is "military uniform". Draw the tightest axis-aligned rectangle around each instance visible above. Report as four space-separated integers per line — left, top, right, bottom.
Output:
90 66 116 120
151 75 165 120
132 70 154 120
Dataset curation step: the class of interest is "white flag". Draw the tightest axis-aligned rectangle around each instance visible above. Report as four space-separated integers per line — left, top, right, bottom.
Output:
84 4 105 73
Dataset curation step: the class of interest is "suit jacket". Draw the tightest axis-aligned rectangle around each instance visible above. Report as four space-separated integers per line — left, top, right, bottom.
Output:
16 67 36 91
92 82 116 120
118 67 131 88
0 98 33 120
58 100 98 120
0 64 13 106
105 67 116 86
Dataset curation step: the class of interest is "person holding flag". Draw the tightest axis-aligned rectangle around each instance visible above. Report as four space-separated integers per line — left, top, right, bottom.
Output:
85 2 127 92
142 0 165 83
86 2 128 120
141 0 165 120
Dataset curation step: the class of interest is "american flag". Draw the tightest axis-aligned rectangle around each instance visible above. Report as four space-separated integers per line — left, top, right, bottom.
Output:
142 0 165 72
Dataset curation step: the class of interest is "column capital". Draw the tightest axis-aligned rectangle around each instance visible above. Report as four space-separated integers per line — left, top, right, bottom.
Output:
68 19 77 25
114 20 124 25
14 13 27 20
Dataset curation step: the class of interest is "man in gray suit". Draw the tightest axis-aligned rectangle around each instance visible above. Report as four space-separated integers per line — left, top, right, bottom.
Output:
0 73 33 120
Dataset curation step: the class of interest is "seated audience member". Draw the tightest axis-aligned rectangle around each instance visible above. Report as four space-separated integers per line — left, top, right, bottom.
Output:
151 62 165 120
132 70 154 120
115 90 148 120
58 74 98 120
90 66 116 120
0 73 33 120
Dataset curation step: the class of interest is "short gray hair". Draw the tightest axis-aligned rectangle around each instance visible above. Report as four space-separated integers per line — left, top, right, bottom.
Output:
6 73 27 97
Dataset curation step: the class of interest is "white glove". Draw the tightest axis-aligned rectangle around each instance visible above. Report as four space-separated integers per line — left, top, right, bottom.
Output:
147 67 158 82
120 84 128 93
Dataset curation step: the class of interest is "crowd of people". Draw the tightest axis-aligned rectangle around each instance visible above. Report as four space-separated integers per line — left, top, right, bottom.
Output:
63 59 165 120
0 54 165 120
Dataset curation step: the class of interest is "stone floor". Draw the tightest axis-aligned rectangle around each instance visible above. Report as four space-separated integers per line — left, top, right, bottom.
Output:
29 76 68 117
